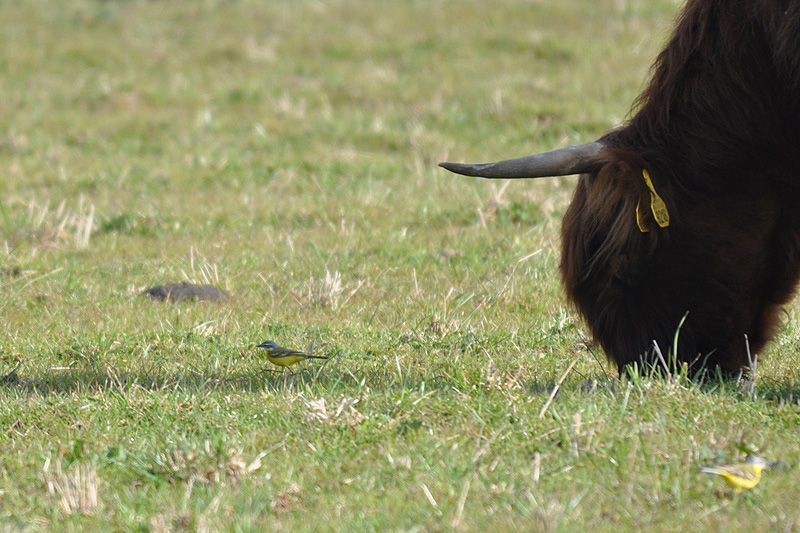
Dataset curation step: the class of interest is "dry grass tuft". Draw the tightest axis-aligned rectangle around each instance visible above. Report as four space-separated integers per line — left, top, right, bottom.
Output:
42 458 100 515
270 482 301 513
303 396 366 427
295 269 364 311
476 181 511 227
181 247 225 287
482 361 524 392
10 197 96 250
151 441 267 487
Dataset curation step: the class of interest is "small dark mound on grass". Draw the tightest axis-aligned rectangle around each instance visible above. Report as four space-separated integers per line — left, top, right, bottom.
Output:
144 282 230 302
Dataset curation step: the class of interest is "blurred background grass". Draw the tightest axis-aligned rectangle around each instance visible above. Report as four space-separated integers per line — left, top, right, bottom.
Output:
2 0 799 530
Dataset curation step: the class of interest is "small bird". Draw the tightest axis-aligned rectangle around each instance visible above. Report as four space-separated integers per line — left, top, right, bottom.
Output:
256 340 328 368
700 455 776 491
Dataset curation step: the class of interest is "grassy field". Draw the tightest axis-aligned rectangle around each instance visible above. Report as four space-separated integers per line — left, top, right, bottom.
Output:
2 0 800 530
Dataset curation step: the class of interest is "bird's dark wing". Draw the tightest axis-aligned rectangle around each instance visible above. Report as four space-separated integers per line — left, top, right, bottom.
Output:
271 348 309 358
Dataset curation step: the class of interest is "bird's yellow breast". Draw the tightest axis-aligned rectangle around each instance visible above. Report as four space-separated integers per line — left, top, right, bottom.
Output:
719 469 762 489
266 354 307 367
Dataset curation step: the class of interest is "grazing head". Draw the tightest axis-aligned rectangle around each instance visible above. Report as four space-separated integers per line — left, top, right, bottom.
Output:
440 0 800 375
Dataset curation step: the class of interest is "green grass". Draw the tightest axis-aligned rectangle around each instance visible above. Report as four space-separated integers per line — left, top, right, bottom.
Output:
2 0 800 530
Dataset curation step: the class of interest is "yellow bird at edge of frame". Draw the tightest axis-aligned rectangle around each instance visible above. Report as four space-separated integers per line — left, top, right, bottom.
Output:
700 455 776 491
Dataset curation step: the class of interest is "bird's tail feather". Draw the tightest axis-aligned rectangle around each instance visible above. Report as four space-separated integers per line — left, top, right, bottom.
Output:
700 467 723 475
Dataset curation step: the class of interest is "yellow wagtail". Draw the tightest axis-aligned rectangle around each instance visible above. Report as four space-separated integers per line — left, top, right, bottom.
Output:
700 455 776 491
256 340 328 368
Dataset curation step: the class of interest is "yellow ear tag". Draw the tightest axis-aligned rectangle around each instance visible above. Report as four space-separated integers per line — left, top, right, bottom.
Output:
642 169 670 228
636 199 650 233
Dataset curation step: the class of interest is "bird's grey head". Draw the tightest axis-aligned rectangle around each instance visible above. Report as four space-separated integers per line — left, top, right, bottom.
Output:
257 340 278 350
745 455 773 467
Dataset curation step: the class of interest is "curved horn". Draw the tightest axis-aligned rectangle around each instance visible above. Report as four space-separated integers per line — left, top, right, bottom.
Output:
439 141 605 179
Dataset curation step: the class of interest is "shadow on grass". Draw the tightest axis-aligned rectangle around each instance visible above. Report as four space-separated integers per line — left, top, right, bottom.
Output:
0 366 463 396
528 372 800 404
756 382 800 404
3 365 797 404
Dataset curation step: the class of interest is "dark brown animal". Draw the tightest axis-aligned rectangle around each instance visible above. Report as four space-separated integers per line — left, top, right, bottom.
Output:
441 0 800 374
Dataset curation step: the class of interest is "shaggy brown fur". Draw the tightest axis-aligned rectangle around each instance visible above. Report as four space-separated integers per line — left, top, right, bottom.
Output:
560 0 800 374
